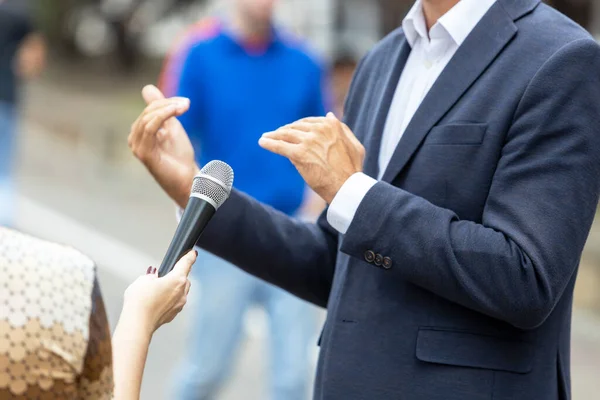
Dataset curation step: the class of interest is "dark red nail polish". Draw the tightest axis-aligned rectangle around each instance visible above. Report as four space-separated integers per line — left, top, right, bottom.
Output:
195 250 198 257
153 268 157 274
146 266 152 274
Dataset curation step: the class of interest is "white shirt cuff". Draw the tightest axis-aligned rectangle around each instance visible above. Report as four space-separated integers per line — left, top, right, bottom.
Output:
327 172 377 234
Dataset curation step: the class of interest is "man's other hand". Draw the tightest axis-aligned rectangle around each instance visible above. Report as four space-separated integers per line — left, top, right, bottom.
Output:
128 85 200 208
259 113 365 203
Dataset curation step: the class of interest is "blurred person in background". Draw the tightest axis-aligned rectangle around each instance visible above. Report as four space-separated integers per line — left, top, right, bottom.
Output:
0 227 196 399
0 0 45 227
547 0 593 30
157 0 327 398
330 52 358 118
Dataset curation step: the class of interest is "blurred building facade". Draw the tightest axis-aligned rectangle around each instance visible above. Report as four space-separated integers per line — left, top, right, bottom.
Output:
38 0 600 69
143 0 600 60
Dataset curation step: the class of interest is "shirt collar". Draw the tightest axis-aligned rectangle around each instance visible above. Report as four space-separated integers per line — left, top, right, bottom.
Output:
402 0 497 47
402 1 428 48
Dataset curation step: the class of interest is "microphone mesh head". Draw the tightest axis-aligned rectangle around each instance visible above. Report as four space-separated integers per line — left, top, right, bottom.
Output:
191 161 234 209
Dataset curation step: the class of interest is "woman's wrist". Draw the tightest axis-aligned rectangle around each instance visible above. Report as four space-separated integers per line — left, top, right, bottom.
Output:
116 302 156 339
112 304 154 400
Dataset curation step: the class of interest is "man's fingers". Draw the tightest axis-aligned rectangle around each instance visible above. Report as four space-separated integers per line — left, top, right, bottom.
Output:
286 121 321 133
324 111 363 154
142 116 169 147
261 128 305 144
342 122 362 145
130 98 188 154
258 136 299 160
298 116 328 124
142 105 179 133
170 250 197 278
128 115 142 148
142 84 165 104
143 97 190 115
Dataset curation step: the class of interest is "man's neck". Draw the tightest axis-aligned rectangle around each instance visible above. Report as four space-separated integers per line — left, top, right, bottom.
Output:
421 0 461 30
230 11 272 44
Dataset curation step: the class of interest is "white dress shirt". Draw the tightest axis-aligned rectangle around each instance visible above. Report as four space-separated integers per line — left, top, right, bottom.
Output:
327 0 497 234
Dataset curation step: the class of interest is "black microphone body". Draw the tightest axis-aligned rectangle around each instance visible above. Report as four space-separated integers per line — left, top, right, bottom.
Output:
158 198 215 277
156 160 234 277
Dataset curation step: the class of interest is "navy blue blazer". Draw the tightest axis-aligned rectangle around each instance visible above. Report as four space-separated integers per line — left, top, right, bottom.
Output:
196 0 600 398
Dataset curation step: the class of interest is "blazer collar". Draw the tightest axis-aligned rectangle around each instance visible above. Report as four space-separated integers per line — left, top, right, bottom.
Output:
377 0 540 183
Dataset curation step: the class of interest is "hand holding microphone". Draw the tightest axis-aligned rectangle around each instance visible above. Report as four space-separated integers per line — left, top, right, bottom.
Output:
122 249 197 333
157 161 234 277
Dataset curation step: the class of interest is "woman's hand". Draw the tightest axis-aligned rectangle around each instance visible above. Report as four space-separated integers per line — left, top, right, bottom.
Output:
112 250 197 400
122 250 197 334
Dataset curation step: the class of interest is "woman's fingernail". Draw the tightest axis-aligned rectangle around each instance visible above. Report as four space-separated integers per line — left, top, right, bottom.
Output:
195 250 198 257
153 268 157 274
146 266 153 274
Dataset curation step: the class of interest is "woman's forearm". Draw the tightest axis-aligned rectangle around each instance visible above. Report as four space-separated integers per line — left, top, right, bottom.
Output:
112 308 153 400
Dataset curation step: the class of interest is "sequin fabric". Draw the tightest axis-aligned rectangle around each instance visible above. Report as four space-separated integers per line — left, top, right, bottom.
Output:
0 228 113 398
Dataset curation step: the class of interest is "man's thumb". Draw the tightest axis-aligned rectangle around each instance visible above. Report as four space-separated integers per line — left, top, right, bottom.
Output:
142 84 165 105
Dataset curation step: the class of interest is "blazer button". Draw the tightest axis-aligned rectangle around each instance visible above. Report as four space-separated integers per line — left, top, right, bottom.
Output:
383 257 392 270
364 250 375 263
374 254 384 266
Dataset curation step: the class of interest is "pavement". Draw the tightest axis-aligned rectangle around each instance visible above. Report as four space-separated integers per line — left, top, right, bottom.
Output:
10 65 600 399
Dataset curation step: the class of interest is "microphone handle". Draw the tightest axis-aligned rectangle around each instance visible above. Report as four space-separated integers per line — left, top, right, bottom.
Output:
157 197 216 277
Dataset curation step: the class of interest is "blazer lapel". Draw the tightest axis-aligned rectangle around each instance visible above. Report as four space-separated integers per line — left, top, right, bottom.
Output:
380 3 518 183
362 38 411 178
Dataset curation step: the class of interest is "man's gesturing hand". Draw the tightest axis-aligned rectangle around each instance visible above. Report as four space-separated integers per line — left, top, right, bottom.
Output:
128 85 200 208
259 113 365 203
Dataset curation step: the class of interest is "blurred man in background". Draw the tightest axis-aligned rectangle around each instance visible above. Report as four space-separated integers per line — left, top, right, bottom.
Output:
547 0 593 30
330 52 357 118
158 0 327 399
0 0 45 226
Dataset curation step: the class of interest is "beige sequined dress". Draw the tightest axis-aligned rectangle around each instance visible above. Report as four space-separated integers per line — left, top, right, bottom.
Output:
0 228 113 399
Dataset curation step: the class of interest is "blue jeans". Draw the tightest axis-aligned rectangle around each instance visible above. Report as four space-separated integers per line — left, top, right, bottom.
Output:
174 250 316 400
0 102 16 227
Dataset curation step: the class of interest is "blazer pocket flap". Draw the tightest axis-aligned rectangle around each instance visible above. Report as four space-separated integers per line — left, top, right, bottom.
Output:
416 328 533 374
425 123 487 145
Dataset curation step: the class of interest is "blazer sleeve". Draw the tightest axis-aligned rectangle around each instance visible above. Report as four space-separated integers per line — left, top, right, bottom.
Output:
196 189 338 308
340 38 600 330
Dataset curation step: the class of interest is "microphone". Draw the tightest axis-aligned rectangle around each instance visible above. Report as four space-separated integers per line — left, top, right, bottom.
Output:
157 160 234 277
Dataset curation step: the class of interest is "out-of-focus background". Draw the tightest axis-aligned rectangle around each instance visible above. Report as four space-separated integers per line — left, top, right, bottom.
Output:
6 0 600 398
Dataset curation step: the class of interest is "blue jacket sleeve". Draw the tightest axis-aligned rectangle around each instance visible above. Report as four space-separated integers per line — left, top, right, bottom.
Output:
306 61 329 116
340 38 600 330
175 47 204 144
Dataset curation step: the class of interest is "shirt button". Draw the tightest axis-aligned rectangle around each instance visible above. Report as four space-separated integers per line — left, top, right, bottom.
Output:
424 59 433 69
383 257 393 270
364 250 375 263
374 254 384 266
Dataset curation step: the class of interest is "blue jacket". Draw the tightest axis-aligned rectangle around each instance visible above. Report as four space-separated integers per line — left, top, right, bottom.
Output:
196 1 600 398
172 22 326 215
